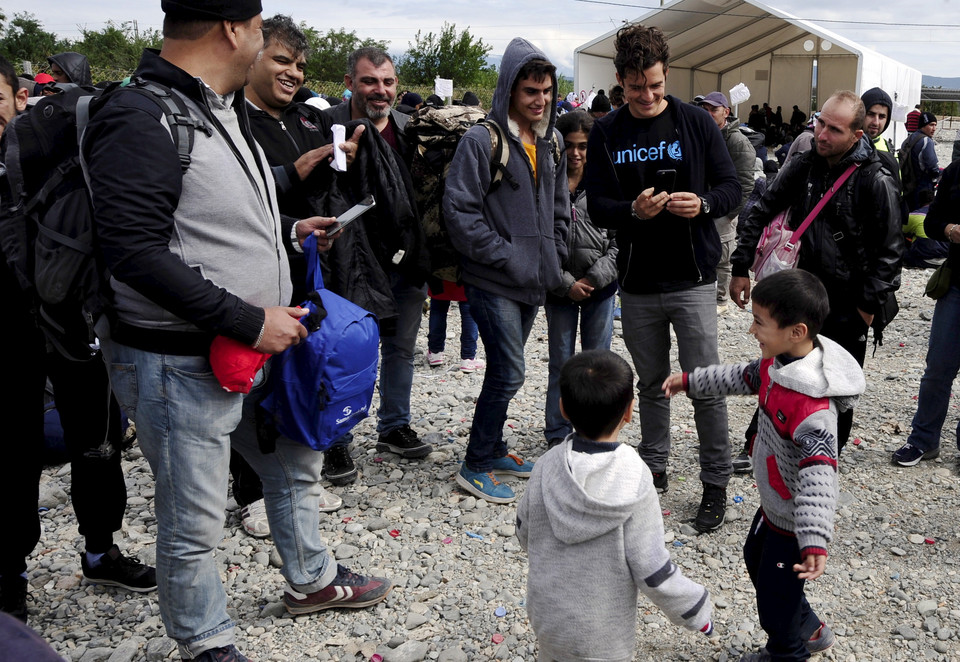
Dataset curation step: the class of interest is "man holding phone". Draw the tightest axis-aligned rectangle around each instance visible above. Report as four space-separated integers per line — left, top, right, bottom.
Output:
584 24 740 533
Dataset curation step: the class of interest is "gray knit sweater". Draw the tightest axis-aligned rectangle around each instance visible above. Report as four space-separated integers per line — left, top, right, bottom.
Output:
685 336 865 555
517 436 712 662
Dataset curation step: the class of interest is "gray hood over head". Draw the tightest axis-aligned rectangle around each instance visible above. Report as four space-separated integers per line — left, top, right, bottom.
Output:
488 38 557 140
48 52 92 87
773 335 866 412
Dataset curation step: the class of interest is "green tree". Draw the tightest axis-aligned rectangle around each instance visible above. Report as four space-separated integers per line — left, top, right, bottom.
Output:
396 23 491 87
0 11 67 65
72 21 161 73
302 26 389 84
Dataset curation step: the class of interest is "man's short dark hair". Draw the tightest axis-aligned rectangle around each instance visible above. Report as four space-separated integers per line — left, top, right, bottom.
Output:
511 59 556 92
752 270 830 338
614 24 669 79
347 47 394 79
0 55 19 93
559 350 634 440
262 15 309 59
556 109 594 137
162 16 219 40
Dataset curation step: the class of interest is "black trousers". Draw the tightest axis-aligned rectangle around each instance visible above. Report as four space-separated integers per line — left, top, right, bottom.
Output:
1 265 126 577
743 509 820 661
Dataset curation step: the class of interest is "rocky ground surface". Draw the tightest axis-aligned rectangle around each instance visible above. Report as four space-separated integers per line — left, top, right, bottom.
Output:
20 137 960 661
22 267 960 662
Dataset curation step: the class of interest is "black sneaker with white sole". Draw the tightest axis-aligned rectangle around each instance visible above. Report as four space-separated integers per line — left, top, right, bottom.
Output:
323 444 358 485
376 425 432 458
732 451 753 473
81 545 157 592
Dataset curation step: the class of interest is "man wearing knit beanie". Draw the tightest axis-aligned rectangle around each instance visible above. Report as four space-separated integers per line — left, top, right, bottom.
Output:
901 110 940 210
859 87 894 153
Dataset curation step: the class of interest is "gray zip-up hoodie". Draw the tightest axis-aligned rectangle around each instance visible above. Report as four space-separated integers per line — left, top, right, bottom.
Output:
442 38 569 305
517 438 712 661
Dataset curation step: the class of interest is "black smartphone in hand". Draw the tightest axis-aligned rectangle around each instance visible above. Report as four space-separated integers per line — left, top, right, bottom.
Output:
653 169 676 196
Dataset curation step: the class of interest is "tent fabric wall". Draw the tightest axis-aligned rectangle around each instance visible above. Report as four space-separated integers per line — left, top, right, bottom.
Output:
574 0 921 148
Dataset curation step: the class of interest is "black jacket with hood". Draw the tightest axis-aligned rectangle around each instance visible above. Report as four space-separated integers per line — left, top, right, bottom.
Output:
48 52 92 86
584 96 741 294
442 38 569 306
732 136 903 316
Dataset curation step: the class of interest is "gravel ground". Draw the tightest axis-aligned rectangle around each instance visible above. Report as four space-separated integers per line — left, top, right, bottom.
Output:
21 140 960 661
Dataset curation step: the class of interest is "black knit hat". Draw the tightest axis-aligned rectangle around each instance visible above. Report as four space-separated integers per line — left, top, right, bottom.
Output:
918 111 937 129
161 0 262 21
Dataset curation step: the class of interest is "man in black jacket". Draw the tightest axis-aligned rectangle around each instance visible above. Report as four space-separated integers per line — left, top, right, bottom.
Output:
584 24 741 533
731 90 903 454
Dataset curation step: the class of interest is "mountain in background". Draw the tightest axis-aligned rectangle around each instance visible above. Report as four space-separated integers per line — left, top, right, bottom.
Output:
922 76 960 89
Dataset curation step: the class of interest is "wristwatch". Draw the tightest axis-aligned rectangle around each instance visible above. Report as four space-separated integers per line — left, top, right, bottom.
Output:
698 196 711 215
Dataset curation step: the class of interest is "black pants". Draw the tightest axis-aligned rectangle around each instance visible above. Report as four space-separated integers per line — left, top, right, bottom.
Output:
743 509 820 661
229 449 264 508
1 265 126 577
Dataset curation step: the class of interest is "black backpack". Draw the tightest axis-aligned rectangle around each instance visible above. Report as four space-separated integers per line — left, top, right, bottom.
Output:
405 105 561 281
897 132 924 201
0 78 204 360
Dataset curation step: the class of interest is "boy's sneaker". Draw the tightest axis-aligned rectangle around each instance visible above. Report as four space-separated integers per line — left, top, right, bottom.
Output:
427 351 445 366
489 453 533 477
460 358 485 373
323 445 358 485
456 464 516 504
283 564 392 614
892 442 940 467
0 574 28 623
81 545 157 593
806 622 836 654
240 498 270 538
376 425 432 458
190 645 249 661
693 484 727 533
651 471 668 493
732 451 753 473
318 486 343 513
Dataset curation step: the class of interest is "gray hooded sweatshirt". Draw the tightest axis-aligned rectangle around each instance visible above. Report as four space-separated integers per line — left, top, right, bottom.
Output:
517 438 713 662
442 38 569 305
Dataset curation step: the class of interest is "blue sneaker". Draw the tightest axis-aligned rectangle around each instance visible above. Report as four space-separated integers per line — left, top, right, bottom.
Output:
456 464 516 504
489 453 534 477
892 442 939 467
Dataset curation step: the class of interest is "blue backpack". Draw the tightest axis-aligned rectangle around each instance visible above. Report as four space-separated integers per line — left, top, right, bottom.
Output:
260 235 379 450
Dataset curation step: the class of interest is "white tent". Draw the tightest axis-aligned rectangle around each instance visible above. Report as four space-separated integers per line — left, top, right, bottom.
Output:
574 0 921 146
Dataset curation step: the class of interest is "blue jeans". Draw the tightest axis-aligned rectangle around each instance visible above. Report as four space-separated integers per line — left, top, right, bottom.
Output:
620 283 731 486
907 285 960 452
544 295 615 442
428 299 479 359
102 341 336 658
464 285 538 471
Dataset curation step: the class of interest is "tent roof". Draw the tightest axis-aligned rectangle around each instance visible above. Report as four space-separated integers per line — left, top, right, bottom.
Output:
577 0 881 75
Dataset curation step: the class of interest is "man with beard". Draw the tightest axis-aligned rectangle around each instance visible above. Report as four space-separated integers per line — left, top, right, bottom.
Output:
322 47 432 484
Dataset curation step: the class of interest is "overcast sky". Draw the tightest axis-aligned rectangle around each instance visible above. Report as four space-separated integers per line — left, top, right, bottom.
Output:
8 0 960 79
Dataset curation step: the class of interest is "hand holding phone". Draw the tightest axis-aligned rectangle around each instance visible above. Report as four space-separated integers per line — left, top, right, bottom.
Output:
653 169 676 196
327 195 376 237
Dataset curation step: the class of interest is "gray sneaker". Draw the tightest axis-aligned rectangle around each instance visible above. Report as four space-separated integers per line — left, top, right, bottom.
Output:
732 451 753 473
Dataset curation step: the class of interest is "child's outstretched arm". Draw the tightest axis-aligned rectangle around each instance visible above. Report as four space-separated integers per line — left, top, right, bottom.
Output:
794 553 826 580
662 373 686 397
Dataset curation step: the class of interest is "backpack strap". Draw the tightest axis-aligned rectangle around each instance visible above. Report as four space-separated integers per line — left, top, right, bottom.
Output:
478 119 519 191
121 76 212 172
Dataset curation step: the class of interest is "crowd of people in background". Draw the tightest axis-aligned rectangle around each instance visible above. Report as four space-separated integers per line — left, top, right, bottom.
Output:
1 2 958 660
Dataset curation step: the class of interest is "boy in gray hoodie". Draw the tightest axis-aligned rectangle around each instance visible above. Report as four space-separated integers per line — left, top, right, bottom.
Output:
663 270 865 661
518 350 714 662
443 38 569 503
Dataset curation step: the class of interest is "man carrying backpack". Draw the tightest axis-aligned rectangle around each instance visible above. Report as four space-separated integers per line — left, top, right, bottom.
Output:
84 3 391 660
442 38 569 504
0 54 158 626
900 111 940 212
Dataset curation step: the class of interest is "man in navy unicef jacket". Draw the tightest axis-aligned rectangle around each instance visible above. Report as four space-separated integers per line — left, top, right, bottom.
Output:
443 38 569 504
584 24 741 533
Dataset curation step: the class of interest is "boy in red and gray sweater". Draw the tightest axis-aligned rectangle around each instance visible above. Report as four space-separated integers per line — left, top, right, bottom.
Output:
664 270 864 661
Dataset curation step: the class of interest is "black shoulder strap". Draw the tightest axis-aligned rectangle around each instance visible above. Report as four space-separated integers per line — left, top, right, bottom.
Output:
120 76 212 172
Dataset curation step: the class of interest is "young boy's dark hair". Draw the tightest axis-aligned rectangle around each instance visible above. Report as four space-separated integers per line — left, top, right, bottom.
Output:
559 350 633 439
512 58 556 90
0 55 19 95
752 270 830 338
